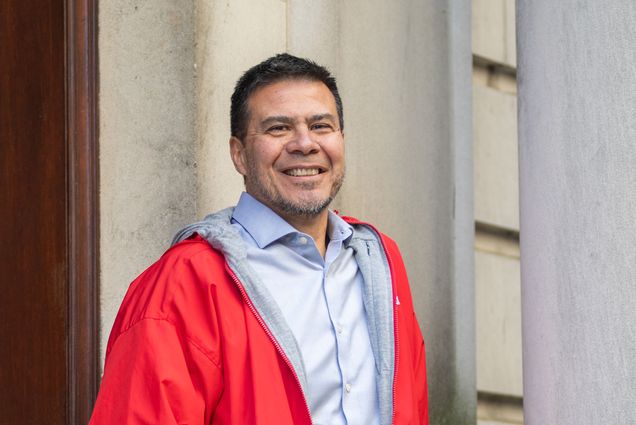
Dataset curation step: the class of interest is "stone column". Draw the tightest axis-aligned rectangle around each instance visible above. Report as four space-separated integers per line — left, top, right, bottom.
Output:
517 1 636 424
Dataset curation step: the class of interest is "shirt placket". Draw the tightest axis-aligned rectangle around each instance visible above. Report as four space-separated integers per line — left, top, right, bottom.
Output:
323 239 354 424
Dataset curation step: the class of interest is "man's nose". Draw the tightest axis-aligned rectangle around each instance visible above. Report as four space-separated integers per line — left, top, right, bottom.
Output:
286 126 320 155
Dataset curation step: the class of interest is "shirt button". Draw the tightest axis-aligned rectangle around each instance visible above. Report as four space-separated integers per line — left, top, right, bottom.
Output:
345 383 352 393
299 236 308 245
337 324 343 334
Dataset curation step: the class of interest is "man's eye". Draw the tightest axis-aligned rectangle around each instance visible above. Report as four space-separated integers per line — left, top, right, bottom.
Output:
267 125 288 133
311 123 333 131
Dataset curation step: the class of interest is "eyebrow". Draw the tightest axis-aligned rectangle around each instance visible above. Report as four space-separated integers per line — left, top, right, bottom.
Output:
260 116 294 127
308 113 337 123
259 113 338 128
261 115 294 125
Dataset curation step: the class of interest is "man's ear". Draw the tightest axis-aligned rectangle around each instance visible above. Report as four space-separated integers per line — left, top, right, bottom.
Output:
229 136 247 176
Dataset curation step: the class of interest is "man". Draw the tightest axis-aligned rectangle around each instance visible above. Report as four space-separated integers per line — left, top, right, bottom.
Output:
90 53 428 425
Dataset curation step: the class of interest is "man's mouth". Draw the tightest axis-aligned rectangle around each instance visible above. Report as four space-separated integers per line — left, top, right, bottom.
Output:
283 168 324 177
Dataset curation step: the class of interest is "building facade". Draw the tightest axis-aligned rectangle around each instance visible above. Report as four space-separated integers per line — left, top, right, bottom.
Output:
3 0 635 424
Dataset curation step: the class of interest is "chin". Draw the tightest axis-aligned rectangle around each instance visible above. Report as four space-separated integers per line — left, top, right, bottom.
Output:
275 195 333 217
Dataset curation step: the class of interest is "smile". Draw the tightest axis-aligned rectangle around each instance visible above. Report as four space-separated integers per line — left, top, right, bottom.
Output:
283 168 325 177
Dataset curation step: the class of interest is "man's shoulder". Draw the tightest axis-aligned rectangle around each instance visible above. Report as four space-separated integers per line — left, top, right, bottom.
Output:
161 234 223 265
135 235 229 294
106 235 228 354
116 236 224 321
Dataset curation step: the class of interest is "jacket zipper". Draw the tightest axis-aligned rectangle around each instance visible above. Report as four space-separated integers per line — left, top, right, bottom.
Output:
224 263 313 425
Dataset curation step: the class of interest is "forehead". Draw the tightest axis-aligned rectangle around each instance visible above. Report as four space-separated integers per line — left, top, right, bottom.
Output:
246 79 337 119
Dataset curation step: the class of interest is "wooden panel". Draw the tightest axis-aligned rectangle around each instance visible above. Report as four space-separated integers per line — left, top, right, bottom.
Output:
0 0 68 423
67 0 100 422
0 0 98 423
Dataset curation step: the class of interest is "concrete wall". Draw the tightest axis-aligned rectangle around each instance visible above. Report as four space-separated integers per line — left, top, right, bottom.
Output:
472 0 524 423
100 1 474 424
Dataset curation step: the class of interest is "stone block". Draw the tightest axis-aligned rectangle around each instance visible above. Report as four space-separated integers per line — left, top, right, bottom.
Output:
505 0 517 67
478 391 524 424
475 234 523 397
488 71 517 95
474 84 519 230
477 421 521 425
475 228 519 258
473 0 516 67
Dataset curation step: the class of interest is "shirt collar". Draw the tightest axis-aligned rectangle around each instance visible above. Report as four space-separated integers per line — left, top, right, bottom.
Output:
327 209 354 244
232 192 353 248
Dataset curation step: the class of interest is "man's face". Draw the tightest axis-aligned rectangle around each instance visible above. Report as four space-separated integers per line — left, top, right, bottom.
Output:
230 79 345 220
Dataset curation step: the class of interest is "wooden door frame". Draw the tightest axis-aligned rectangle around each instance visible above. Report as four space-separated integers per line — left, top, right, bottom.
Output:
66 0 99 422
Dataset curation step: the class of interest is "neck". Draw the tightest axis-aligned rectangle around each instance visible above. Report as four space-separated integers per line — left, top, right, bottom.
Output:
279 209 329 257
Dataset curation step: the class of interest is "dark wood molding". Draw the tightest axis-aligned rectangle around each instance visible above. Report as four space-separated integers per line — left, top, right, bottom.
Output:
66 0 99 422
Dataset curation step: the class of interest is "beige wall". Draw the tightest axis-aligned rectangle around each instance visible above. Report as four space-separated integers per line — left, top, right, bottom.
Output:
99 0 198 363
473 0 523 423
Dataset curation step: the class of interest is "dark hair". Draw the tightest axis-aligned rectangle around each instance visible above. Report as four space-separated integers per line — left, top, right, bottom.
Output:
230 53 344 140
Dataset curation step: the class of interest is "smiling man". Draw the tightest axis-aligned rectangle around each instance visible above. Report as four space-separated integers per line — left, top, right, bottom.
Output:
90 54 428 425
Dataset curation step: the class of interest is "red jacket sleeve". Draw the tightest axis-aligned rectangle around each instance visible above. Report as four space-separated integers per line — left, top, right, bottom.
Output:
90 240 224 424
89 318 222 424
378 231 429 425
413 313 429 424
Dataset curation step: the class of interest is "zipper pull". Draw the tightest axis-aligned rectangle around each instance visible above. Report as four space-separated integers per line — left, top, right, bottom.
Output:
395 295 400 305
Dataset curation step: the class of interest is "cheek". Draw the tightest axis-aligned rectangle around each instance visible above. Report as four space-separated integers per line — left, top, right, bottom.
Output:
323 141 345 165
254 144 285 167
246 147 280 176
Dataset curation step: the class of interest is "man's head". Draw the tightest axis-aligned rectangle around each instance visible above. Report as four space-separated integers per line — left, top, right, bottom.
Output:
231 53 344 141
229 54 345 222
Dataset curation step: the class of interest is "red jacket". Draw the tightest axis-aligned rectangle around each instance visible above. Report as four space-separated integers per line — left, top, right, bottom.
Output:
90 215 428 424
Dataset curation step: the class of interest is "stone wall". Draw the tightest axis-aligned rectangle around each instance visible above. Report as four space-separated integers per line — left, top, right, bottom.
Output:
473 0 524 424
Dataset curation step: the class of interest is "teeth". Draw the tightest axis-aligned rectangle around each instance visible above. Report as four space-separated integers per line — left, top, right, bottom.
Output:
285 168 321 176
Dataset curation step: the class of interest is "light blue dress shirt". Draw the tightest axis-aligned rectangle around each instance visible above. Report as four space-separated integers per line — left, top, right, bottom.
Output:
231 192 380 425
